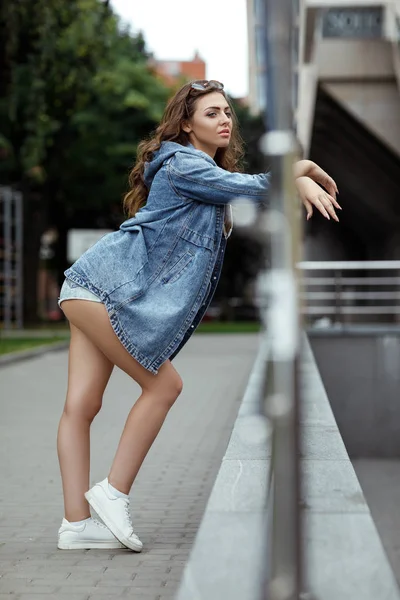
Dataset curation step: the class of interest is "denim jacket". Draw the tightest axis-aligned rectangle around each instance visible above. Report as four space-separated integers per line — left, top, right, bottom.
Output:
64 141 270 373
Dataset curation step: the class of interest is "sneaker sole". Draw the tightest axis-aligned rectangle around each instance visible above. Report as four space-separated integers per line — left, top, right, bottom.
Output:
58 540 125 550
84 489 143 553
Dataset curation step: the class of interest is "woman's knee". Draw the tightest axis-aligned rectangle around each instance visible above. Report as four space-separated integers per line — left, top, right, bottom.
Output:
63 393 102 422
162 372 183 407
172 373 184 399
146 371 183 408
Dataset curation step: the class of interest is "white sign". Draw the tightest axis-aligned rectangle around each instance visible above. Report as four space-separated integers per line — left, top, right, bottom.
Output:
323 8 383 39
67 229 112 263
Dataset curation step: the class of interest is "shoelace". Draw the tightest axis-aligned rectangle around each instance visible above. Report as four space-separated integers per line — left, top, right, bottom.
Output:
93 518 108 529
123 499 134 537
93 504 137 539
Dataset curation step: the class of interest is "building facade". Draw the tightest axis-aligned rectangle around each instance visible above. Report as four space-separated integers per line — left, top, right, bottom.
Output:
296 1 400 263
151 51 206 87
247 0 267 113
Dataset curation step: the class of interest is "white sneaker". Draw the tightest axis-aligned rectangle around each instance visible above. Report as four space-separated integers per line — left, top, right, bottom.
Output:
57 517 125 550
85 478 143 552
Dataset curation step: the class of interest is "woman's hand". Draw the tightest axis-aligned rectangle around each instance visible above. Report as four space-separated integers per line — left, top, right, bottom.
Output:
295 176 341 221
293 160 340 203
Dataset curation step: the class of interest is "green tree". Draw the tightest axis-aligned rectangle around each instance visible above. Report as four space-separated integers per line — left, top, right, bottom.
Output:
0 0 169 321
214 99 267 321
231 98 267 174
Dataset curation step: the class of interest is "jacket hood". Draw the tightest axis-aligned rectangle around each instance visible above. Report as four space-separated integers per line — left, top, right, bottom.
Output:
143 141 214 187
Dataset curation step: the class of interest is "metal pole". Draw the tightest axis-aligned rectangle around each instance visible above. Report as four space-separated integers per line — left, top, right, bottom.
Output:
15 191 23 329
260 0 303 598
3 187 13 330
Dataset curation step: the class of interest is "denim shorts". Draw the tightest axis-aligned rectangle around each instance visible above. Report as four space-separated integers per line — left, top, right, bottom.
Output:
58 278 102 308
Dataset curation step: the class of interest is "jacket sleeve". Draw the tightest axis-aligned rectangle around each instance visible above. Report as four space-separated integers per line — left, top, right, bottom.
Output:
167 152 270 206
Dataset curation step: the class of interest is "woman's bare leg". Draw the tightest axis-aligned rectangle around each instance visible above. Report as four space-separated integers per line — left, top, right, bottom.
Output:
57 322 114 521
61 300 183 495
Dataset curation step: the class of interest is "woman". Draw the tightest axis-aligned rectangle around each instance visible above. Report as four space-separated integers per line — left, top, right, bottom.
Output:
57 79 340 551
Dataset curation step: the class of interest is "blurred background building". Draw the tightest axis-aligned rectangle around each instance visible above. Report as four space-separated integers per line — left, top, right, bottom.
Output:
151 51 206 87
248 0 400 262
247 0 267 113
299 1 400 264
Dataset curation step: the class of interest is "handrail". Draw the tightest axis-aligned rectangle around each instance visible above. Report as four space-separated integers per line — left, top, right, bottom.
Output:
299 260 400 270
299 261 400 325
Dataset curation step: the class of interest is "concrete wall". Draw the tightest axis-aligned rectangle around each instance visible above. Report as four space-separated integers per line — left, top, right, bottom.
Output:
324 80 400 155
316 37 400 153
297 3 400 155
175 336 400 600
317 39 394 79
309 329 400 457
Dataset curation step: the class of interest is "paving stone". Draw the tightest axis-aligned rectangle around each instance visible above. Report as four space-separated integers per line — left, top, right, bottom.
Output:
0 335 257 599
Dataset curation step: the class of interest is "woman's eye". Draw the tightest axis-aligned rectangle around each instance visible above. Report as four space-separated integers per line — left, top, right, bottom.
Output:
207 112 216 117
226 112 232 118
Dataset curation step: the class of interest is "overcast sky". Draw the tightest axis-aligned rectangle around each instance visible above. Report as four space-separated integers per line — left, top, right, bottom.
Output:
110 0 249 98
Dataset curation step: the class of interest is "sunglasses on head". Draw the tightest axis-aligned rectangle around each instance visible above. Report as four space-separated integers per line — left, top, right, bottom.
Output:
190 80 224 91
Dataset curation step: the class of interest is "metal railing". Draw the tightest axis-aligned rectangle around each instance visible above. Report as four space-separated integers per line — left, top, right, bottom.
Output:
299 260 400 325
252 2 400 598
0 186 23 330
258 1 303 599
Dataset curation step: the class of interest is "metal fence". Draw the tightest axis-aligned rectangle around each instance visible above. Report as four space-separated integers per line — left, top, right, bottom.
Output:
300 260 400 325
0 186 23 330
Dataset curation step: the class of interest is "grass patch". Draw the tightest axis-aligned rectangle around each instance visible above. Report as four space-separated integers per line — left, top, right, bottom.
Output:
196 321 261 334
0 322 259 356
0 336 69 356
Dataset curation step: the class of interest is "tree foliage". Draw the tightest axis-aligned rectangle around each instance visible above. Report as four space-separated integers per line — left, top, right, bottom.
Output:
214 98 267 321
0 0 169 210
0 0 267 321
0 0 170 320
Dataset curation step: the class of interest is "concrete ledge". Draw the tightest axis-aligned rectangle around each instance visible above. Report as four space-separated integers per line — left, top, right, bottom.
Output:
176 339 270 599
175 336 400 600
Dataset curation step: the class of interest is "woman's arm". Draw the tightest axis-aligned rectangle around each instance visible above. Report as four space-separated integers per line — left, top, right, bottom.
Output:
294 159 339 203
168 152 341 221
168 152 270 205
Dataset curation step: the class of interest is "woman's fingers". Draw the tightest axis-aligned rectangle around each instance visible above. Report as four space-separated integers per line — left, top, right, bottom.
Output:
303 199 313 220
315 193 339 221
296 175 342 223
324 175 339 197
324 177 342 210
325 180 338 203
312 196 331 220
331 195 342 211
312 168 341 207
322 193 340 221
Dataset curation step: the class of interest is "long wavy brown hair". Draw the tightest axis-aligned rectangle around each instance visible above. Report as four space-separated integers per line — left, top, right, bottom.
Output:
123 80 245 217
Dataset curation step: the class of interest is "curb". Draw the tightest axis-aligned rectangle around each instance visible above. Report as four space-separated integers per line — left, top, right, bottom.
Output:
0 340 70 367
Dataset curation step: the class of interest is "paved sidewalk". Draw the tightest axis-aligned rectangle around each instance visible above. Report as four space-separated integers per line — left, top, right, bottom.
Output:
353 459 400 586
0 334 259 600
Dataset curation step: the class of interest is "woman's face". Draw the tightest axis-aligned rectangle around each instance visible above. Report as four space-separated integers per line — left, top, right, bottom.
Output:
182 91 232 158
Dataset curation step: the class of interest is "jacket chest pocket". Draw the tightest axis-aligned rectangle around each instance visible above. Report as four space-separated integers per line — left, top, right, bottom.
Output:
161 227 215 286
161 249 195 285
